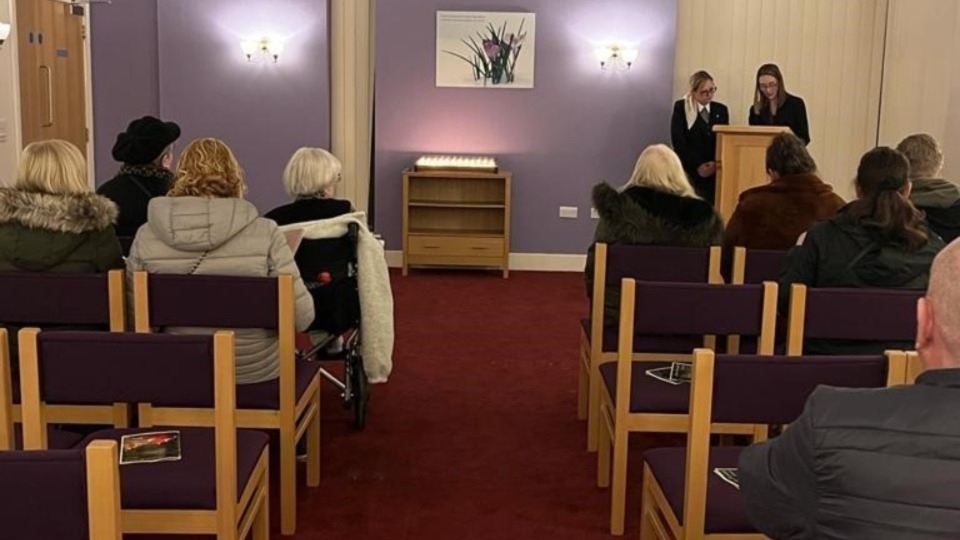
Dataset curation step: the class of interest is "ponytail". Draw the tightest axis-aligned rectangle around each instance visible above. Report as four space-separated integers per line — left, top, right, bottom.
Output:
850 147 928 251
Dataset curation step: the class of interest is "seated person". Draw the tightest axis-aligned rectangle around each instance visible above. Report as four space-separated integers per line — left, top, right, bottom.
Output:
586 144 724 326
778 146 944 354
0 139 124 376
126 138 314 384
97 116 181 239
740 239 960 539
724 132 844 251
897 133 960 243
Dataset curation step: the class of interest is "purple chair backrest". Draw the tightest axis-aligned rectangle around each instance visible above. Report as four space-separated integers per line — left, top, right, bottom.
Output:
632 282 767 337
710 354 889 425
0 448 89 540
146 274 279 329
803 287 921 341
605 244 712 285
743 249 788 284
37 332 216 407
0 272 111 325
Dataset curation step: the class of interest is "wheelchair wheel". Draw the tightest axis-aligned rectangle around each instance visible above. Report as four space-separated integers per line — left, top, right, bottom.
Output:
347 353 368 430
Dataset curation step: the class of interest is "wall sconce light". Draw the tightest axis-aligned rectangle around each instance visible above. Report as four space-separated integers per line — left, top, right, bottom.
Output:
415 155 499 173
0 22 11 48
594 45 639 71
240 37 284 63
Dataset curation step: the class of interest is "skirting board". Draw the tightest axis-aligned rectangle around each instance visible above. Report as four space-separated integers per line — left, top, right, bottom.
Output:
384 251 586 272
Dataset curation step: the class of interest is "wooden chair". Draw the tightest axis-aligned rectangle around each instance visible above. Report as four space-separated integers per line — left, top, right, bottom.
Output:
18 329 270 540
729 247 788 284
906 351 925 383
581 243 722 451
786 284 923 355
0 270 127 428
0 440 123 540
132 271 320 535
598 279 777 534
639 348 907 540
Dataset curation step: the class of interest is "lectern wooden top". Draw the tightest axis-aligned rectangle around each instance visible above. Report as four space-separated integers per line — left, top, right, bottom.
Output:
712 125 792 135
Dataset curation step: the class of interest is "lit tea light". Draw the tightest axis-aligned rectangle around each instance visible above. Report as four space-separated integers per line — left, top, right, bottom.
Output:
415 155 498 173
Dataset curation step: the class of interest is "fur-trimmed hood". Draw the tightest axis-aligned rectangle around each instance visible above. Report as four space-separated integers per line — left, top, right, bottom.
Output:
591 183 724 246
0 188 118 233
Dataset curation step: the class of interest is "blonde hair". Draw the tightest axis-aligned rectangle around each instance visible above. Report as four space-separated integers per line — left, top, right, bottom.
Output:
688 70 714 94
169 138 246 198
625 144 698 198
15 139 90 194
282 147 342 197
896 133 944 179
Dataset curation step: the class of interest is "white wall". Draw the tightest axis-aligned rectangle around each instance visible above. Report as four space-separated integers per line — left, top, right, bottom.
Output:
879 0 960 180
0 0 21 186
675 0 888 200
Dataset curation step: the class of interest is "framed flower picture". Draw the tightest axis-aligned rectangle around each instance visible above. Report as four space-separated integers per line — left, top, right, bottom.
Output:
436 11 536 89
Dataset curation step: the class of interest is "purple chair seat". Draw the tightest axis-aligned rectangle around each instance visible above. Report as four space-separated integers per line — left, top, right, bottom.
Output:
79 427 268 510
599 362 690 414
0 448 89 540
236 359 321 409
13 424 85 450
643 446 751 534
580 318 703 353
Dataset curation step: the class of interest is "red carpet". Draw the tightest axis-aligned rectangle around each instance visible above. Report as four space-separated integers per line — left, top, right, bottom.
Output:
287 269 680 539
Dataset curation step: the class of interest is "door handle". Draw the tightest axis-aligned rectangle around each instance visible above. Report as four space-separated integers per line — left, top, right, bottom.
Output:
40 65 54 128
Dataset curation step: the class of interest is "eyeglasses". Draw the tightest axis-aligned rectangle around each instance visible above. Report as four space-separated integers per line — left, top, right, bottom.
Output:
759 82 779 90
698 87 717 97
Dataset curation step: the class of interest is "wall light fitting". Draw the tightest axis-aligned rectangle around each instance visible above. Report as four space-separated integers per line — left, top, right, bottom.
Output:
594 45 639 71
415 155 499 173
241 37 284 63
0 22 11 47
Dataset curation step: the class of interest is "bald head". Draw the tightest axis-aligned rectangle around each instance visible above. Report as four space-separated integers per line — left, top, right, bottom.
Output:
924 240 960 364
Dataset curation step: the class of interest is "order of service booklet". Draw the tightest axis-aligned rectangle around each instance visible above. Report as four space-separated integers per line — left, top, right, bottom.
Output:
714 467 740 490
119 430 182 465
644 362 693 385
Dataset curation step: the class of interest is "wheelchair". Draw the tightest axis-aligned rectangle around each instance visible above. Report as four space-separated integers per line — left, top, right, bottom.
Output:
295 222 369 429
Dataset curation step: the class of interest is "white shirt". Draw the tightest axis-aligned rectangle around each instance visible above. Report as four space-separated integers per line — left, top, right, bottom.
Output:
699 104 711 115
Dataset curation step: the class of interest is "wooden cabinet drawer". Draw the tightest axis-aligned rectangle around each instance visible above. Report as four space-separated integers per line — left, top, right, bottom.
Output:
408 235 504 257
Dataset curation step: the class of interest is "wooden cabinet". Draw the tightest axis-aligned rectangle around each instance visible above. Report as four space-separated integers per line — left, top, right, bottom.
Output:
402 169 512 277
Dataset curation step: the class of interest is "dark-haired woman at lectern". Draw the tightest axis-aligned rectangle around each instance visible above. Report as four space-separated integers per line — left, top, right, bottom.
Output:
671 70 729 204
748 63 810 145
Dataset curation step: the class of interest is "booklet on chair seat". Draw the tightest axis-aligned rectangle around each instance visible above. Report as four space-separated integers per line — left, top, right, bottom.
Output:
283 228 307 254
644 362 692 385
120 430 182 465
714 468 740 490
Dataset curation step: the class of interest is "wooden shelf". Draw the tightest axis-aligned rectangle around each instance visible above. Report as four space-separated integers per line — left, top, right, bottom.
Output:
403 170 512 277
409 200 505 209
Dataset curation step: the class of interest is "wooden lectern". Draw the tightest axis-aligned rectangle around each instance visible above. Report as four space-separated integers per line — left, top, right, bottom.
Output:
713 125 792 219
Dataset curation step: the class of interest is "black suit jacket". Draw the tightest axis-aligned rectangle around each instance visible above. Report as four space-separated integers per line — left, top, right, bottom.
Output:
748 93 810 144
670 99 729 180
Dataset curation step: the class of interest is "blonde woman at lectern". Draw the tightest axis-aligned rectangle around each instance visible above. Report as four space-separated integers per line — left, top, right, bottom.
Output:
671 70 729 203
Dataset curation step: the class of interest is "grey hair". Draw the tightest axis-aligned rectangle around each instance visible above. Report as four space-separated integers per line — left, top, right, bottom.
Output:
623 144 698 198
896 134 944 179
282 147 342 197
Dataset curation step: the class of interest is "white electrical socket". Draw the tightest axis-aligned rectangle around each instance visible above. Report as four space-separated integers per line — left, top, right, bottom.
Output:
590 207 599 219
559 206 578 219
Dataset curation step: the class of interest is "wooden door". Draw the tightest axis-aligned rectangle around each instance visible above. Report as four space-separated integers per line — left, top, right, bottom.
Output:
17 0 88 155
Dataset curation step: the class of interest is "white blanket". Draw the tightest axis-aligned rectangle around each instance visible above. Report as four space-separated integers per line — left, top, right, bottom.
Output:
279 212 394 383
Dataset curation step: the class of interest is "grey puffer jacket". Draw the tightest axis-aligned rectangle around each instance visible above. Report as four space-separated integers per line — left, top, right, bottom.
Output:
127 196 314 384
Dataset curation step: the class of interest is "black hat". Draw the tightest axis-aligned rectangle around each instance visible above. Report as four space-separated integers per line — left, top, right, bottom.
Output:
111 116 181 165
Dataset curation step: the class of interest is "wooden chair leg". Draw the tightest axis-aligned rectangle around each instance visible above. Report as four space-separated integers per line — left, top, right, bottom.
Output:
306 392 321 487
577 354 589 420
610 425 629 535
253 456 271 540
639 467 656 540
597 414 611 488
587 364 602 452
279 430 297 536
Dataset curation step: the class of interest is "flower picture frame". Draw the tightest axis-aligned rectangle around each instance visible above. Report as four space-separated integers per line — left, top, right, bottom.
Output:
436 11 536 89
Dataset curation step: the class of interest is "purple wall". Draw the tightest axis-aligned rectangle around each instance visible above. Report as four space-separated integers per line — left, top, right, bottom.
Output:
90 0 160 183
91 0 330 213
375 0 678 254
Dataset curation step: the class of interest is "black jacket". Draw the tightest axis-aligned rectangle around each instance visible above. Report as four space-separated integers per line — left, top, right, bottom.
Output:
670 99 730 180
739 367 960 540
749 93 810 145
909 178 960 244
265 197 353 279
96 167 173 238
778 205 944 353
585 183 724 325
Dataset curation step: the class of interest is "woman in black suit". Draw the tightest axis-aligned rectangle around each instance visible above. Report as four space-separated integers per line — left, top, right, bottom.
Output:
670 70 729 203
749 63 810 145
